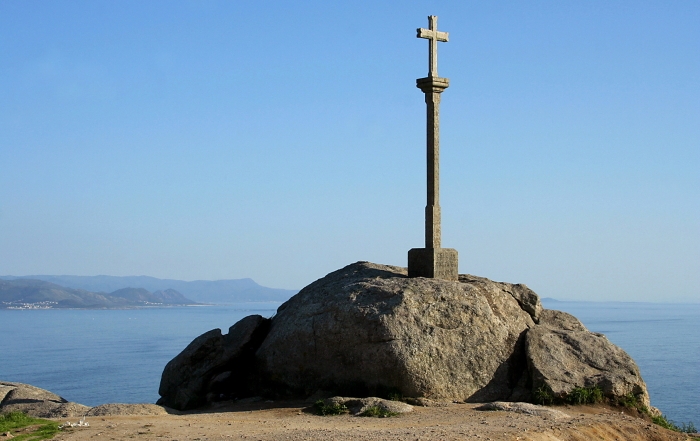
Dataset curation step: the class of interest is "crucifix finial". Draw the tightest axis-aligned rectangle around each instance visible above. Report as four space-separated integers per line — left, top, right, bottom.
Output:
417 15 449 78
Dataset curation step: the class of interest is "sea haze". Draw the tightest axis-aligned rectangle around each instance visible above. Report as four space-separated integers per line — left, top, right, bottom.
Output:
1 301 697 425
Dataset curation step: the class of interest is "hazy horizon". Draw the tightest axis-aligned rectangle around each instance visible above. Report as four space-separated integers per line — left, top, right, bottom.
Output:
1 2 698 302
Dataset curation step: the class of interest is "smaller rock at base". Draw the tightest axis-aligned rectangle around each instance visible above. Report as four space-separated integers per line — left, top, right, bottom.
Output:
0 382 90 418
86 403 170 416
403 397 449 407
324 397 413 415
476 402 571 420
525 310 651 408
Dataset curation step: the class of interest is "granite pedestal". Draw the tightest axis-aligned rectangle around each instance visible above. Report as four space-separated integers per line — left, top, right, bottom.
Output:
408 247 458 281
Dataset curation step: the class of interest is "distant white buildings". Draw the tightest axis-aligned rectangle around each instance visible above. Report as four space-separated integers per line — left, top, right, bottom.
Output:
1 300 58 309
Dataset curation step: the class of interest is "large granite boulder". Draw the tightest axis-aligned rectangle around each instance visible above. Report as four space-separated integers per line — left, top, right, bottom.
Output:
157 314 270 410
158 261 653 411
256 263 538 401
0 381 90 418
526 309 651 408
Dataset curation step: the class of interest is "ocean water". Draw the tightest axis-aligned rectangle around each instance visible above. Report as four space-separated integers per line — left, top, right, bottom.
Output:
0 304 279 407
1 301 698 425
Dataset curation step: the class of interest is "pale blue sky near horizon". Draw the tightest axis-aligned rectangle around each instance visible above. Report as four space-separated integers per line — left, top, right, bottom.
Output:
1 1 698 302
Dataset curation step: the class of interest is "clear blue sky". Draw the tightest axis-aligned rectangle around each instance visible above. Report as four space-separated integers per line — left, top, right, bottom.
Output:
1 1 698 301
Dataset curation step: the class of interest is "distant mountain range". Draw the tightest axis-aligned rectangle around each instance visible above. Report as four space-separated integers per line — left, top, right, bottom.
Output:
0 279 196 309
0 275 298 305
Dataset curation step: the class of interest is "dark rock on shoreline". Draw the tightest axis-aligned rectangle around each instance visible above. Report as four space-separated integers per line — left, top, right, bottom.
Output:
157 315 271 410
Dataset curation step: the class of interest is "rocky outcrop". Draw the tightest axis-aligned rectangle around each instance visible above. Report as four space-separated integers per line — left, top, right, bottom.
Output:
256 263 536 402
158 261 652 412
157 314 271 410
526 309 651 408
0 381 90 418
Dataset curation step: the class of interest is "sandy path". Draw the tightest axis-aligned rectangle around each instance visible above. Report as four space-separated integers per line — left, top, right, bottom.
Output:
53 402 690 441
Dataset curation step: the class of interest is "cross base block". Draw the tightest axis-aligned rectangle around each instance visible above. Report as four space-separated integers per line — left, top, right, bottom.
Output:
416 76 449 93
408 248 459 281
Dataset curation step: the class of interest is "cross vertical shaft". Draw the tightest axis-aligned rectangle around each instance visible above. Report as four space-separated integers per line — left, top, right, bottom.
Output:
425 88 441 249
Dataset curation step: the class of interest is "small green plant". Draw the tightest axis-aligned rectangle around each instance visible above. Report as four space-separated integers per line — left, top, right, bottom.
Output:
652 414 681 431
591 387 604 403
679 421 697 434
359 406 398 418
0 411 61 441
312 400 348 416
566 386 604 405
614 392 651 414
651 415 698 434
387 392 403 402
533 385 553 405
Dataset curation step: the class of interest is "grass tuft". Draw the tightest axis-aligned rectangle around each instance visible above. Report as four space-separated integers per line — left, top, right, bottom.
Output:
616 393 639 409
651 415 698 434
387 392 403 402
652 414 680 431
679 421 697 434
312 400 348 416
0 411 61 441
359 406 398 418
533 385 554 405
614 392 650 415
566 386 604 405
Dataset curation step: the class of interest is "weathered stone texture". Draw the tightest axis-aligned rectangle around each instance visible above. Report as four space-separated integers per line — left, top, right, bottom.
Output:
408 248 458 280
256 262 535 401
525 309 651 408
476 401 571 420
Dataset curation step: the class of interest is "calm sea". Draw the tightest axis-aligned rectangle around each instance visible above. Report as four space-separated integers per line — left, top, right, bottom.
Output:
1 301 698 425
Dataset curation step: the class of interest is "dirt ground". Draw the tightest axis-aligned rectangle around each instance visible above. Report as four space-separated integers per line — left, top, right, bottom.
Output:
48 401 694 441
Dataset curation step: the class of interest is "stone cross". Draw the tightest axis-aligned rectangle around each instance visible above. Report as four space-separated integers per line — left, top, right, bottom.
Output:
417 15 448 78
408 15 459 281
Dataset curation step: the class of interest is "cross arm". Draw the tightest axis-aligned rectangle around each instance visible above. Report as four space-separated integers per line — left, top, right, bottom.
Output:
417 28 449 42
